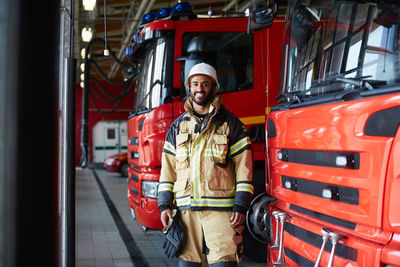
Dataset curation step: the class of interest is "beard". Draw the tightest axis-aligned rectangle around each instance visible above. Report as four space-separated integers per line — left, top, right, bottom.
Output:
190 89 214 106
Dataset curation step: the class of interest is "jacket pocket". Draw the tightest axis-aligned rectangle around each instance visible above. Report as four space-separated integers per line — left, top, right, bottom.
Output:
208 176 235 191
211 134 229 166
176 133 190 169
173 176 188 192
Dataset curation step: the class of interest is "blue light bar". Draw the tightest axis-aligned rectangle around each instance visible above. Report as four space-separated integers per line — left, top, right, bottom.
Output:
173 2 192 13
133 30 140 45
125 46 132 57
140 12 156 25
155 7 172 19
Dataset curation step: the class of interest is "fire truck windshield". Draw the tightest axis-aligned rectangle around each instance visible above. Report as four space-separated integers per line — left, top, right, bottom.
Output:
134 37 172 113
182 32 254 94
278 0 400 105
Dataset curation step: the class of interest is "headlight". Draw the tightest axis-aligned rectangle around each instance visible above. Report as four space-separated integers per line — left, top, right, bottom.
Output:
105 158 116 164
142 181 159 198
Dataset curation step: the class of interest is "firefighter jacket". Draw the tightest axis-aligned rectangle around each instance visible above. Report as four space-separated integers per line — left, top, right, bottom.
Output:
158 95 254 214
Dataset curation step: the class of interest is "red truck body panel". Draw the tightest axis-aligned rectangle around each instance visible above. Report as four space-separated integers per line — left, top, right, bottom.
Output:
127 17 284 230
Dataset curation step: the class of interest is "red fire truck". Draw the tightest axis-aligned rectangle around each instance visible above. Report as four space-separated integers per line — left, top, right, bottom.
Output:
125 2 284 260
247 0 400 265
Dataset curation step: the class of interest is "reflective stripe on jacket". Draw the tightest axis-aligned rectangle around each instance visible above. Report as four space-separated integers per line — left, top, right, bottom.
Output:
158 95 253 213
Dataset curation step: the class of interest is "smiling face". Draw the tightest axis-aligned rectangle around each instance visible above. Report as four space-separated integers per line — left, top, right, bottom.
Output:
189 74 215 107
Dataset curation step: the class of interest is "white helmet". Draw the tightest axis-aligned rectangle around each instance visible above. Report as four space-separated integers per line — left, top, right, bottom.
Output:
184 62 220 92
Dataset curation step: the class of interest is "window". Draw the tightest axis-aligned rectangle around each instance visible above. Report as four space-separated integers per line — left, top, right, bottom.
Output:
182 32 254 94
134 37 172 112
107 129 115 139
280 0 400 99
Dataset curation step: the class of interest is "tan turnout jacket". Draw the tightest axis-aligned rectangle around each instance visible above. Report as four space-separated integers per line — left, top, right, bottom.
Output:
158 95 254 213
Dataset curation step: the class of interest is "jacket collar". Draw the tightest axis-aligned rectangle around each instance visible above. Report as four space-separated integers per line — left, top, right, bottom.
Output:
184 95 222 118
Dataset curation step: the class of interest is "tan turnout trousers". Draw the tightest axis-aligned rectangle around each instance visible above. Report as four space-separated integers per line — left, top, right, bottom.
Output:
179 209 244 264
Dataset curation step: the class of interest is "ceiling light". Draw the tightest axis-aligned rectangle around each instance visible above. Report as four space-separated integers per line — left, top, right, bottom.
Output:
81 48 86 59
83 0 96 11
80 48 90 59
80 63 85 72
80 82 84 88
81 27 93 42
80 73 85 81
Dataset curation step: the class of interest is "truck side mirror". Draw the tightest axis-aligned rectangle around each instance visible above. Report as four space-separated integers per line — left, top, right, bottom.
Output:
247 6 275 33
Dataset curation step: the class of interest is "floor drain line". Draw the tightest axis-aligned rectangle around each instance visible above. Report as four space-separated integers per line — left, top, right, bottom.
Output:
92 169 149 267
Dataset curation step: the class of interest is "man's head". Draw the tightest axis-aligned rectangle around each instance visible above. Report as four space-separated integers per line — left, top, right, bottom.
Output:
184 63 220 106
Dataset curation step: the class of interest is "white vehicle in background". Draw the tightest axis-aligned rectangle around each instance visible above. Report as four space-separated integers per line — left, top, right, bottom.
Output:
92 120 127 164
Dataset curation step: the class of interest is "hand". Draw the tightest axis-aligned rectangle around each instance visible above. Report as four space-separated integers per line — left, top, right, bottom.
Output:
230 212 245 229
160 209 173 228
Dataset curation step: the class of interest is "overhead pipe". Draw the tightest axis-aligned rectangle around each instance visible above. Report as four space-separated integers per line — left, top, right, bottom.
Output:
108 0 156 78
222 0 237 11
122 0 137 38
238 0 266 12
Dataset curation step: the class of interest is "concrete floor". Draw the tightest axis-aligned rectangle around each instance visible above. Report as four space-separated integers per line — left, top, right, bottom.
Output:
75 167 266 267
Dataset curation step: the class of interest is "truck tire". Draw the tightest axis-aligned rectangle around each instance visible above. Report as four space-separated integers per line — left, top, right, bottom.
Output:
244 193 275 262
119 162 129 177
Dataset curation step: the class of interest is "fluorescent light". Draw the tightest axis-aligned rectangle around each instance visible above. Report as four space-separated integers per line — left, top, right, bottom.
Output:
81 27 93 42
83 0 96 11
81 48 86 59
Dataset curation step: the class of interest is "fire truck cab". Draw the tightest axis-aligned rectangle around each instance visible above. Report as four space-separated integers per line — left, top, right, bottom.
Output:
126 2 284 260
249 0 400 265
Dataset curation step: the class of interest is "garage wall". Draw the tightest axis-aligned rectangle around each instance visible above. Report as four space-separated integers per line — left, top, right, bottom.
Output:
75 81 134 166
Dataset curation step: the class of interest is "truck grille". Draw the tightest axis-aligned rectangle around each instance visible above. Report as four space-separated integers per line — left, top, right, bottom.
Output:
282 176 359 205
284 247 314 267
284 222 358 262
290 204 356 230
130 173 139 183
130 186 138 196
278 149 360 169
130 151 139 159
129 137 139 145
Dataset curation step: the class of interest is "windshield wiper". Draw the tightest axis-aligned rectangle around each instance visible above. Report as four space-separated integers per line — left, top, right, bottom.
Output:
135 79 163 113
276 91 303 104
335 76 387 90
276 73 347 104
307 73 387 94
335 76 374 90
276 73 388 105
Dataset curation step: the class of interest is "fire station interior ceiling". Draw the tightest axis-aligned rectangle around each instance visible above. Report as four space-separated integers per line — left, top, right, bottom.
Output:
75 0 277 80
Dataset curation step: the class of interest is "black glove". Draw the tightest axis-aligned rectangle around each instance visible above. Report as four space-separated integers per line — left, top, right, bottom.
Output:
162 210 185 258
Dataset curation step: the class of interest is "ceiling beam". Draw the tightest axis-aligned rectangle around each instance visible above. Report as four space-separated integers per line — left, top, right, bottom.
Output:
108 0 156 78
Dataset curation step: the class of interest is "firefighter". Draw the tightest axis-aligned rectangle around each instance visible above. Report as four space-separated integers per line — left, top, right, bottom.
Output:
158 62 254 267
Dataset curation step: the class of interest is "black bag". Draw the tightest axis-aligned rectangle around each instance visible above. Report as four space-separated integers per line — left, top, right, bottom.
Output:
162 210 186 258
